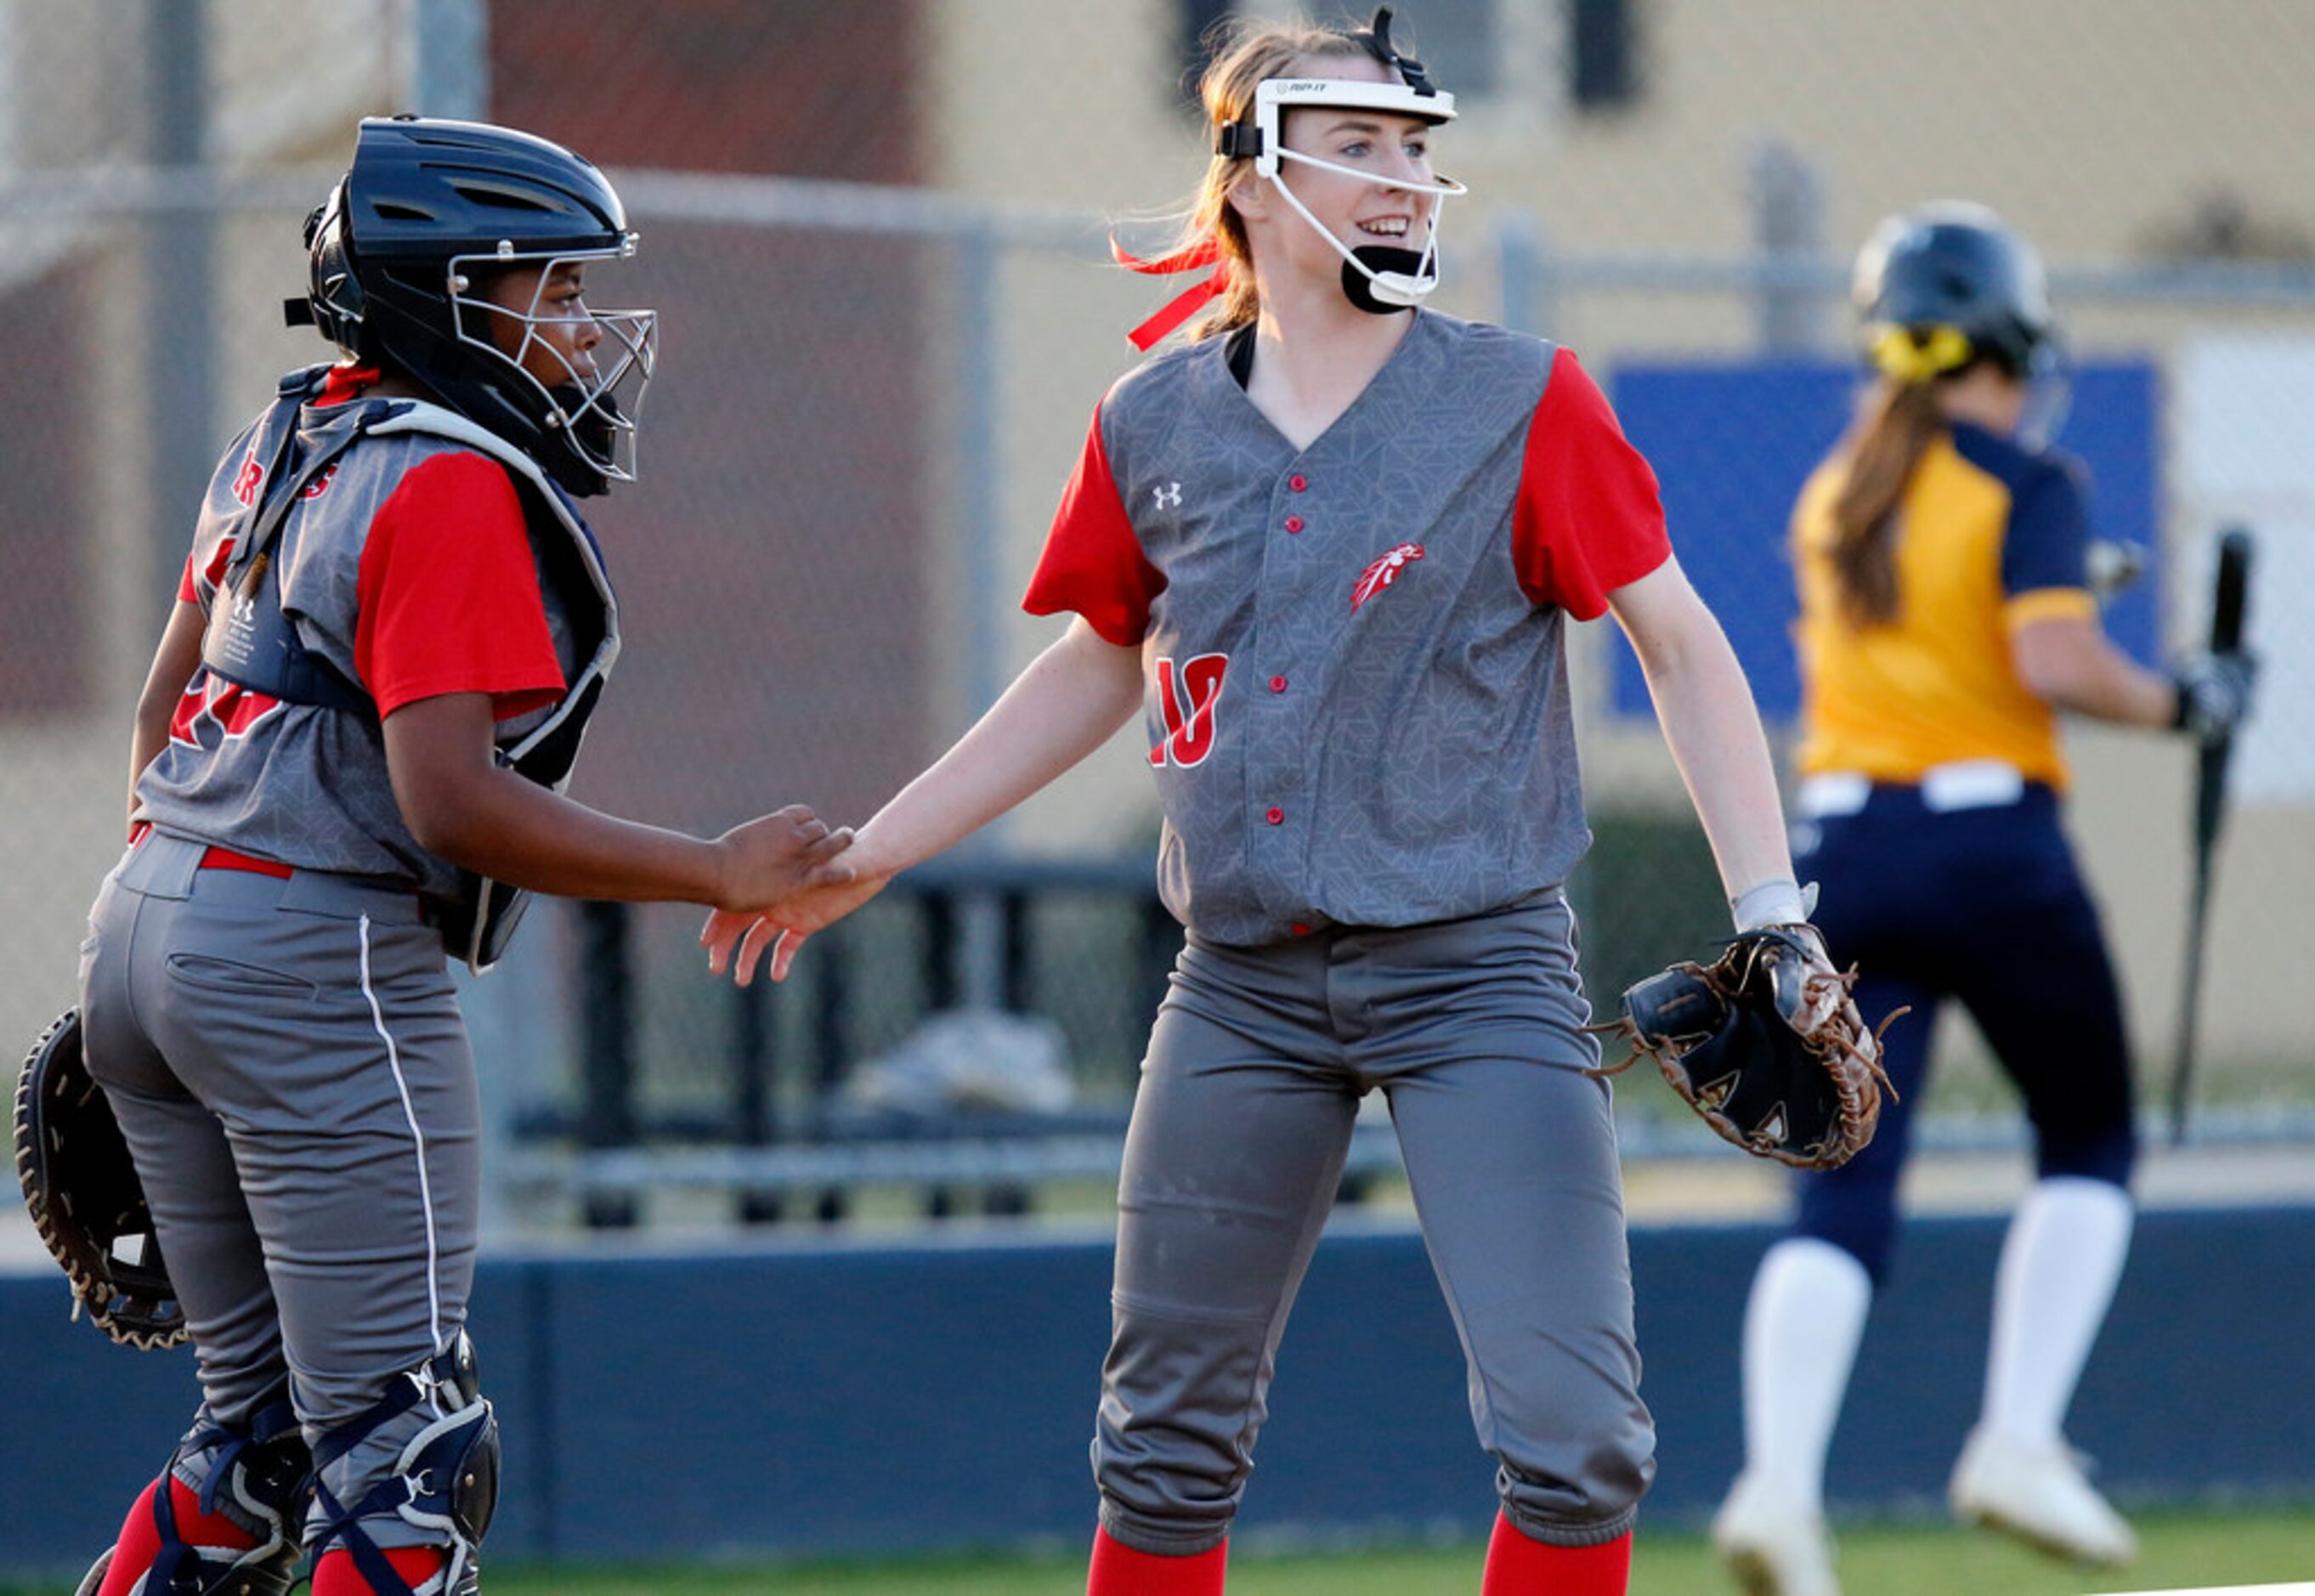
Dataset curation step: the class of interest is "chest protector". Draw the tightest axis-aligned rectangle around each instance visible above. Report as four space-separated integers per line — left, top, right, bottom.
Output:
201 365 620 971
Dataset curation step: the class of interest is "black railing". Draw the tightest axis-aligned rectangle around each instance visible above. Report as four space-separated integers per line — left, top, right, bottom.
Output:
529 858 1183 1226
512 814 1751 1227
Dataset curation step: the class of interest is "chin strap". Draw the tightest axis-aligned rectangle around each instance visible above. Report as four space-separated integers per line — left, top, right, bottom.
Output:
1112 234 1234 351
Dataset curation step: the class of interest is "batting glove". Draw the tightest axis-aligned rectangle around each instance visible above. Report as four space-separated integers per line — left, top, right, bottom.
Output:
2170 648 2259 742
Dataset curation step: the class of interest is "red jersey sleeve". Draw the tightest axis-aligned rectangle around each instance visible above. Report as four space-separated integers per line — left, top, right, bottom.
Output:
1022 405 1165 648
354 451 567 722
1511 346 1672 620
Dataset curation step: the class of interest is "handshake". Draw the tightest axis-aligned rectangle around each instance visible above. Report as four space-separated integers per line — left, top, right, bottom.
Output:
2169 648 2258 744
704 807 891 987
708 804 857 914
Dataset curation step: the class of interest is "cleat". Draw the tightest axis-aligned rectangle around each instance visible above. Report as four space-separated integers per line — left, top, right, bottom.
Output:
1949 1425 2138 1566
1712 1472 1841 1596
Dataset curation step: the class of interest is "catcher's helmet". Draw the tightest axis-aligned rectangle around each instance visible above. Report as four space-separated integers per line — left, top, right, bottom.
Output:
292 116 656 496
1852 201 2055 383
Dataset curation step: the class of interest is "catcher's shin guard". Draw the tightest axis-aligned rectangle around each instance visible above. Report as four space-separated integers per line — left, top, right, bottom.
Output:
82 1394 313 1596
310 1333 499 1596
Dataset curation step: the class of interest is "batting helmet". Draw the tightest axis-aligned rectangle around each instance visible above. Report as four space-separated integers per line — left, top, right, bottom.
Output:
1852 201 2056 385
291 116 656 496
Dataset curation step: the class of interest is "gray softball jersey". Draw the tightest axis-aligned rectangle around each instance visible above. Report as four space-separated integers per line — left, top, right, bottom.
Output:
136 382 614 905
1026 311 1671 946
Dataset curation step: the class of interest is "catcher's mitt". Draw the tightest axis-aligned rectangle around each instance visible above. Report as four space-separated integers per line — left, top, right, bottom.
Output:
14 1008 187 1349
1588 928 1902 1171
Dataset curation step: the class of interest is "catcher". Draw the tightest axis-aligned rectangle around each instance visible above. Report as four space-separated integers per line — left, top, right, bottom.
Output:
28 118 849 1596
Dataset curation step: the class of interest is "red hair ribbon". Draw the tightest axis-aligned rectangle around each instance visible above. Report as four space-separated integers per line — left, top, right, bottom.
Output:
1112 233 1231 352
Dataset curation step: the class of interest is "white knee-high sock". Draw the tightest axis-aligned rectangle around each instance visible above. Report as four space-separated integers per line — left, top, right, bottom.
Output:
1981 1175 2134 1447
1740 1237 1873 1508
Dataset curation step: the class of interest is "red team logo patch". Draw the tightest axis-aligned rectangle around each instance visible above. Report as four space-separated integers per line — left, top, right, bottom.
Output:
1350 542 1425 612
1150 654 1227 767
229 449 336 507
230 446 266 507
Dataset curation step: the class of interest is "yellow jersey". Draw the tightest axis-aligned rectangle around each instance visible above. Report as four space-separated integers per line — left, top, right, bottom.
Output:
1791 421 2098 790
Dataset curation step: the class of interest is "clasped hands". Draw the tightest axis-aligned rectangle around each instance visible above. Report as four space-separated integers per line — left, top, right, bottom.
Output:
702 814 893 987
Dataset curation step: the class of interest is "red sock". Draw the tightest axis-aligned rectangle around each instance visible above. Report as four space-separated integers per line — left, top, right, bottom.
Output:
1481 1512 1630 1595
1087 1526 1229 1595
99 1476 261 1596
314 1545 446 1595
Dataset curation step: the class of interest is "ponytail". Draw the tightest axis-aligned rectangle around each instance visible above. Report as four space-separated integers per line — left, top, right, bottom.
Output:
1826 379 1946 628
1163 17 1369 341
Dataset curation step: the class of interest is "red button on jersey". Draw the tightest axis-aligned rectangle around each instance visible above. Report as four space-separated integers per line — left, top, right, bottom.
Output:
1265 806 1284 825
1268 675 1288 693
1289 474 1309 492
1283 515 1305 534
1290 921 1313 937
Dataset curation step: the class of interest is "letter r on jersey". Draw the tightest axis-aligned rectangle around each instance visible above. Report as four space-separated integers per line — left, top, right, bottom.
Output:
1151 654 1228 767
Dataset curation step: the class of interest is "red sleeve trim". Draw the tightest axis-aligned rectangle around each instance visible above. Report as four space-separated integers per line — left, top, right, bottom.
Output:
354 452 567 722
1511 346 1672 620
1022 405 1164 647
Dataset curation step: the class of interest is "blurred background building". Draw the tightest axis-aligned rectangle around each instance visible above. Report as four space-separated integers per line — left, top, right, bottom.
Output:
2 0 2310 1226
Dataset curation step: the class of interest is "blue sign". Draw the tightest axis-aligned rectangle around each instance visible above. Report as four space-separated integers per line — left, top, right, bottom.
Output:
1604 359 2162 717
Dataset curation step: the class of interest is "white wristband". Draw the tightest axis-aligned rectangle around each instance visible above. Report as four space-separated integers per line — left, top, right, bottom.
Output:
1731 878 1815 933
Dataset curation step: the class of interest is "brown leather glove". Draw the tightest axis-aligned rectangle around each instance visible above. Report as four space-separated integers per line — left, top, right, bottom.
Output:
1589 928 1902 1171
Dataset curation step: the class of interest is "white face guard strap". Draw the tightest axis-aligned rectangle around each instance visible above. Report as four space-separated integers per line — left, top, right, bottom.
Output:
1220 77 1466 311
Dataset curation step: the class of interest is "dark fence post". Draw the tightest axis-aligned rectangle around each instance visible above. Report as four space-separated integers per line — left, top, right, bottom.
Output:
578 900 637 1228
1001 888 1032 1010
920 887 957 1010
734 979 781 1224
809 924 850 1223
1138 892 1181 1089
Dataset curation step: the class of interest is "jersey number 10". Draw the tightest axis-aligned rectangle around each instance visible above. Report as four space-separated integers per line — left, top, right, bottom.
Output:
1150 654 1228 768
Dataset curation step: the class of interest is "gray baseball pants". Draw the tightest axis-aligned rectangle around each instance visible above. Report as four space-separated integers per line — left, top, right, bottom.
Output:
1095 889 1655 1554
78 830 478 1551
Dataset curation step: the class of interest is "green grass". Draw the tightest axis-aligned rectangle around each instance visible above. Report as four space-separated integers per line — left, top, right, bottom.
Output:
14 1506 2309 1595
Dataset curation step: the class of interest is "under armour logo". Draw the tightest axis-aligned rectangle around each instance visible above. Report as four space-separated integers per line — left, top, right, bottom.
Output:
216 592 260 668
1152 482 1182 511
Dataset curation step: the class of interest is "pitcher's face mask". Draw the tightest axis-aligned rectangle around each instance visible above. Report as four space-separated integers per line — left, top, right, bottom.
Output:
1112 10 1464 344
1220 75 1465 315
1213 4 1463 312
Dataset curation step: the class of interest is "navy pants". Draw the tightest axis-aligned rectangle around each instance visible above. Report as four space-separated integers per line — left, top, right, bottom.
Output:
1790 784 2137 1282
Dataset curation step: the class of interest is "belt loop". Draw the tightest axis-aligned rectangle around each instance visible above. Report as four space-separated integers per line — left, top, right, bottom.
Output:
276 869 426 925
1922 760 2026 812
1795 773 1871 818
116 831 203 900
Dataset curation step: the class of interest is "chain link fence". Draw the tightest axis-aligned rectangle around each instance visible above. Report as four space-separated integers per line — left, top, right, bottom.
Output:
3 1 2310 1227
